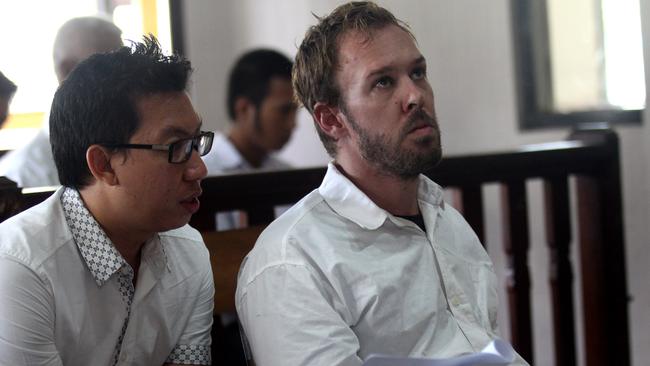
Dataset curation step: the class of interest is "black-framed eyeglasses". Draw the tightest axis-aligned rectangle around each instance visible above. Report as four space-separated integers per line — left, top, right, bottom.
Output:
102 131 214 164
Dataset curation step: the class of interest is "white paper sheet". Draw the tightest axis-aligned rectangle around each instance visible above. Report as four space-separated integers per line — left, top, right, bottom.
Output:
363 339 515 366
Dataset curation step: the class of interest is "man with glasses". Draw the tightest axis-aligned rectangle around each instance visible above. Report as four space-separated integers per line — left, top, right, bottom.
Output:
0 36 214 366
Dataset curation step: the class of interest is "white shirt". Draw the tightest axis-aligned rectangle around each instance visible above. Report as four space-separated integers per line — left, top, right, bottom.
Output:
0 128 60 188
0 188 214 366
236 163 528 366
202 132 290 176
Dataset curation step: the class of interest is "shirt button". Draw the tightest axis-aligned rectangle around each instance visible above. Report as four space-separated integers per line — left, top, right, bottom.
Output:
450 296 460 307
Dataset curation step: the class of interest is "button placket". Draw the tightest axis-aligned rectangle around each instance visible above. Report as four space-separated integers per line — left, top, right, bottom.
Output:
112 266 135 366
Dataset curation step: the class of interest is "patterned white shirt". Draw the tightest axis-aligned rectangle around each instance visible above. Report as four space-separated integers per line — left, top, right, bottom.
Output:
0 187 214 365
236 163 529 366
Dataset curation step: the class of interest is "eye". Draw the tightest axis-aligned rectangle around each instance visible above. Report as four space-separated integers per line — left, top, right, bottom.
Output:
374 76 393 89
411 67 427 80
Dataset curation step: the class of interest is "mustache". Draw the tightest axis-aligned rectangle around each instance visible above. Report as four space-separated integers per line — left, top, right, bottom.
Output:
400 108 438 137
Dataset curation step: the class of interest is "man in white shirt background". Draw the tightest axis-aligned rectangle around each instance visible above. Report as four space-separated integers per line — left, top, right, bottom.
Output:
0 16 123 187
236 2 529 365
0 36 214 365
201 48 297 175
201 48 298 365
203 48 298 232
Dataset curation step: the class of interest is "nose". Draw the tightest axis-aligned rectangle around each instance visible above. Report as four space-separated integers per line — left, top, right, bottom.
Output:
402 79 424 113
184 149 208 181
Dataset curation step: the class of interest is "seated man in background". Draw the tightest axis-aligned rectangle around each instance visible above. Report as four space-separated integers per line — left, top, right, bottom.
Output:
203 48 298 231
0 16 123 187
236 2 528 365
0 71 17 128
201 49 297 365
201 48 297 175
0 36 214 366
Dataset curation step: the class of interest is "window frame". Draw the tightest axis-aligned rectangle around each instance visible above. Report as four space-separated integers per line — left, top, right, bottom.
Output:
511 0 643 130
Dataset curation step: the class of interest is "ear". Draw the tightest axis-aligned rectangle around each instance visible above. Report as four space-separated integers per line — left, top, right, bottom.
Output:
313 102 348 140
86 145 119 186
234 96 256 124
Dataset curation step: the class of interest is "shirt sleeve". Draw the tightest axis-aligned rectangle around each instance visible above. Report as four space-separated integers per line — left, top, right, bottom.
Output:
0 257 62 366
236 262 363 366
165 260 214 365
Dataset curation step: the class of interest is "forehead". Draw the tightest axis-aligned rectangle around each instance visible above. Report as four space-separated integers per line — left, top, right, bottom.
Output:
264 77 293 101
133 92 201 140
337 25 421 77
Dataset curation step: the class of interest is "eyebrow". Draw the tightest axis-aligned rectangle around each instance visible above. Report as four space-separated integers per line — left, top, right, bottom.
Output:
366 55 427 80
159 120 203 140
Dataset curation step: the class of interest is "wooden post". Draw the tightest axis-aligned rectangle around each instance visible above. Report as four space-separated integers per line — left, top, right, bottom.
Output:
501 180 533 363
571 128 630 366
543 176 576 366
459 184 485 245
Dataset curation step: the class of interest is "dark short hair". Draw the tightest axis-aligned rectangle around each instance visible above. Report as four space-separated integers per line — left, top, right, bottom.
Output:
0 71 17 98
50 35 192 189
293 1 412 156
226 49 293 120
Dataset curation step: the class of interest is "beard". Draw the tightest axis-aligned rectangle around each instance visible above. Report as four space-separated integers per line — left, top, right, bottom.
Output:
343 105 442 179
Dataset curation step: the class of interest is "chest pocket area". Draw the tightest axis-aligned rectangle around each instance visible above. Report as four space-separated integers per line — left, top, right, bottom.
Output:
437 250 499 331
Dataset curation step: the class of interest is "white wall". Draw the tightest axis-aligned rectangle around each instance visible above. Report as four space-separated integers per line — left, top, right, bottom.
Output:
183 1 650 365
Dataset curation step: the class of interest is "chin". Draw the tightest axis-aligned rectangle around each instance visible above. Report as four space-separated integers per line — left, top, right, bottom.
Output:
157 216 191 233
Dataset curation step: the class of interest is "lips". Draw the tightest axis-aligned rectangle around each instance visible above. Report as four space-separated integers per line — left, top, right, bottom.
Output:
404 108 437 135
409 123 433 134
180 191 202 214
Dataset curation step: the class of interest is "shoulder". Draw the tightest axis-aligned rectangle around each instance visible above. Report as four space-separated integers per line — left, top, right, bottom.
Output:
238 190 334 283
203 132 243 174
261 155 292 171
160 224 207 255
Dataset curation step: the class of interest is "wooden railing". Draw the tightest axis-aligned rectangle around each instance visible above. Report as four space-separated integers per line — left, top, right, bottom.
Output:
0 128 630 366
189 128 630 366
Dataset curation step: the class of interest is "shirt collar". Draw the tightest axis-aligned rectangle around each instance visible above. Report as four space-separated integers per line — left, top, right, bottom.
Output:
318 163 444 230
212 132 249 171
60 187 168 286
213 132 279 172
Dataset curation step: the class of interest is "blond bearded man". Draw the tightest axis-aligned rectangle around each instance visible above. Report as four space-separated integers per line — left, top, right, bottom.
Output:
236 2 528 366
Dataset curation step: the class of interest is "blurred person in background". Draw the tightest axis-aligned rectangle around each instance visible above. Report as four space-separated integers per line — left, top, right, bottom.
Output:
0 71 17 128
202 48 297 175
0 16 122 187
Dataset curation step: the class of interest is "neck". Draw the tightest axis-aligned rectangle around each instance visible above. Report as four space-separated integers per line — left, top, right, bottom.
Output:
334 155 420 216
228 126 267 168
79 186 150 270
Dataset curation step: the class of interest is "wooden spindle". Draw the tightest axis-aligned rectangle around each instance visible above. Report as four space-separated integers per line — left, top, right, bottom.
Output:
459 184 485 245
501 180 533 363
543 176 576 366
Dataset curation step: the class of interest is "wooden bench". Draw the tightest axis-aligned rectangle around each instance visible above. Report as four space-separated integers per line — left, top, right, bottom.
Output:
1 127 631 366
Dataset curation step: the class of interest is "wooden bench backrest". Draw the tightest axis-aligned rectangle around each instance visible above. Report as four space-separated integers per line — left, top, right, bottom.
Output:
202 225 266 313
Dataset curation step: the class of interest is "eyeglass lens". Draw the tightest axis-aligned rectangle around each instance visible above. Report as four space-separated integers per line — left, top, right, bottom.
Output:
170 134 211 163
